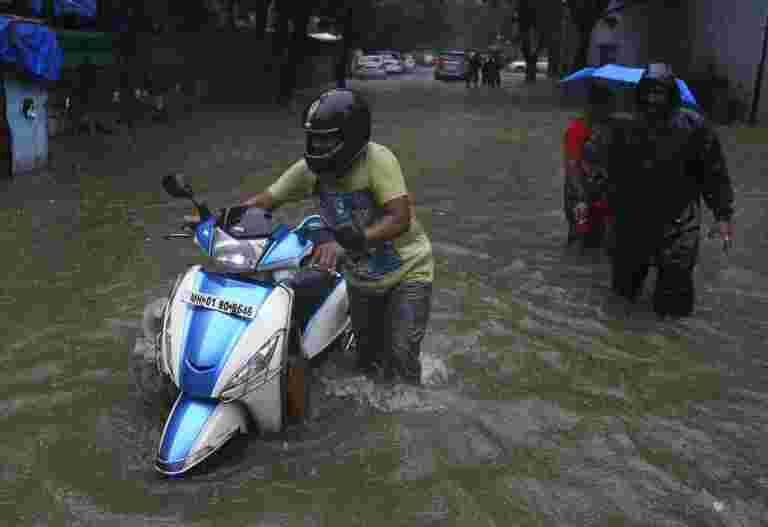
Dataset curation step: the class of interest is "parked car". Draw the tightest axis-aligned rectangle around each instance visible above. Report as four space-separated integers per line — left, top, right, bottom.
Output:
374 51 406 74
354 55 388 79
383 56 405 74
434 50 469 81
509 59 549 74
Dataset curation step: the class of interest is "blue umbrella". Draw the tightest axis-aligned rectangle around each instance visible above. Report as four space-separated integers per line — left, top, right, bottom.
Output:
560 66 597 83
560 64 699 108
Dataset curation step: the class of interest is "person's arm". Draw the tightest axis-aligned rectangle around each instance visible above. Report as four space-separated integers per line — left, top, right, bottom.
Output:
332 146 412 253
365 195 411 242
240 160 314 210
366 146 412 242
240 191 275 210
582 122 611 167
694 124 735 248
696 125 734 222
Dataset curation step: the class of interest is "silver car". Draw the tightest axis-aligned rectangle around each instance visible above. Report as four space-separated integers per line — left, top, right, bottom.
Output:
354 55 388 79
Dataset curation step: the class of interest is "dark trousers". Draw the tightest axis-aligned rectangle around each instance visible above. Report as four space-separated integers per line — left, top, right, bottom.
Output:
611 216 700 317
348 281 433 384
467 69 479 87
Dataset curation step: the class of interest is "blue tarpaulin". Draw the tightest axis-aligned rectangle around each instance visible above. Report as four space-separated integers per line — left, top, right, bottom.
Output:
54 0 97 19
0 16 63 81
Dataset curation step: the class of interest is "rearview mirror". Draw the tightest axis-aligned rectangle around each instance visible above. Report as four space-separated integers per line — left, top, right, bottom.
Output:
162 173 194 199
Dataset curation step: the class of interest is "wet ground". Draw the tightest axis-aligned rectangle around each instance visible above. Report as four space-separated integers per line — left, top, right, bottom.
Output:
2 67 768 526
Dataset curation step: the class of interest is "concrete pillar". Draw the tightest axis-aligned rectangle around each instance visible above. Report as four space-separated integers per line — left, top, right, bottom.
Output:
4 73 48 175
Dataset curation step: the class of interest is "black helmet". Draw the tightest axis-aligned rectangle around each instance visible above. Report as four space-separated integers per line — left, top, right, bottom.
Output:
636 63 681 119
302 88 371 178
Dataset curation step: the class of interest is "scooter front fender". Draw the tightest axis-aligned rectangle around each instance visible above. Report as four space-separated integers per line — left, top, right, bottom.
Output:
155 393 249 476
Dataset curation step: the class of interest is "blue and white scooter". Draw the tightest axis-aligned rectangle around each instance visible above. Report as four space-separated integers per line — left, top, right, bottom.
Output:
154 174 354 476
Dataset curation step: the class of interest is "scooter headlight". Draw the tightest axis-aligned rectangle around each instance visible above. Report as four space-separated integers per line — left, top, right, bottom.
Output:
213 240 260 272
220 330 284 401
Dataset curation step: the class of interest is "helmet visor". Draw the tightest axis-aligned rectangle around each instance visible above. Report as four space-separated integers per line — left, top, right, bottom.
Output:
307 130 343 157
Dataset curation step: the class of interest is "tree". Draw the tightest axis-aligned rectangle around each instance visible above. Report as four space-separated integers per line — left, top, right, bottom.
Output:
327 0 379 88
482 0 562 82
273 0 314 103
238 0 273 39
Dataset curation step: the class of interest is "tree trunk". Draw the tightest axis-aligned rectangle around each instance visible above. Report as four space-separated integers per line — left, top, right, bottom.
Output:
545 2 563 78
272 0 290 59
572 26 591 72
253 0 271 40
278 5 310 103
520 28 538 83
548 44 561 78
229 0 238 30
335 37 351 88
335 10 354 89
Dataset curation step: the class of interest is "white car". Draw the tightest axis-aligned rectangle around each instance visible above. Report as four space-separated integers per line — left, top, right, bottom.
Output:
509 59 550 73
355 55 388 79
382 54 405 74
404 56 416 70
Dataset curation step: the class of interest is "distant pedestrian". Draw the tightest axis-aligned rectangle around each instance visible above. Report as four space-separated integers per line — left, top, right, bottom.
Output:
481 57 491 87
467 52 481 88
492 55 502 87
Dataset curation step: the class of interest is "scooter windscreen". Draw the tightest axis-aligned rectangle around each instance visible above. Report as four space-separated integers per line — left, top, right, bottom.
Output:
194 208 274 272
221 207 273 239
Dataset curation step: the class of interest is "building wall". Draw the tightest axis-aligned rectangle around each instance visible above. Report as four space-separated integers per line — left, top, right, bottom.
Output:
588 0 650 67
5 74 49 175
685 0 767 121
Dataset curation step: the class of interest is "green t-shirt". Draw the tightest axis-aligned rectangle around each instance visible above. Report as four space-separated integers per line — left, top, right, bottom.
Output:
266 142 434 291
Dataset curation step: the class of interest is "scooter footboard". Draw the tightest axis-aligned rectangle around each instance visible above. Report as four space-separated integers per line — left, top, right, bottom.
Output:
156 393 249 475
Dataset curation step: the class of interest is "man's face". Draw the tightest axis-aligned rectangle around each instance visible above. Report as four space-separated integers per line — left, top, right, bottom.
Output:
307 132 342 157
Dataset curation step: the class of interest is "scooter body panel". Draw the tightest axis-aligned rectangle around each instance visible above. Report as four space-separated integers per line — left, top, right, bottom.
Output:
164 267 276 397
258 231 313 272
156 393 249 476
300 278 350 360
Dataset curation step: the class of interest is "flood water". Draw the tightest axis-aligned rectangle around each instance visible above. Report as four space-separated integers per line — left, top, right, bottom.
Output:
2 69 767 526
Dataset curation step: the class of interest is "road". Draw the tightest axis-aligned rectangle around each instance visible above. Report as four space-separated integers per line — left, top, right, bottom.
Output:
1 66 767 526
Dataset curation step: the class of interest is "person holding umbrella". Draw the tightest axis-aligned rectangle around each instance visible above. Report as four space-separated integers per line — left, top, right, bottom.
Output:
583 63 735 319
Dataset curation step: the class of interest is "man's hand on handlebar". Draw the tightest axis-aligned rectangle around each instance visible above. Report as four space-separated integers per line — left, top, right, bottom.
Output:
311 241 343 272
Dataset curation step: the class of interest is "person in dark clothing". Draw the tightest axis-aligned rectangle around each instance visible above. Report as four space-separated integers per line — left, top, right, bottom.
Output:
489 55 502 87
583 63 735 318
481 56 491 86
467 52 481 88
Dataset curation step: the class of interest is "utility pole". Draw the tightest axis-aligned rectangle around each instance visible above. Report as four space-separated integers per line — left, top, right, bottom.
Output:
749 12 768 126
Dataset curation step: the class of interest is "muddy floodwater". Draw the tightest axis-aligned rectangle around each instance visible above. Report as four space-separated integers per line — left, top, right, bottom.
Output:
2 69 768 526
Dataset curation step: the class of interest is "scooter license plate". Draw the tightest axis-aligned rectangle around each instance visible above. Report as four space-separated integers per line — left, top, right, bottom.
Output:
181 289 258 320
